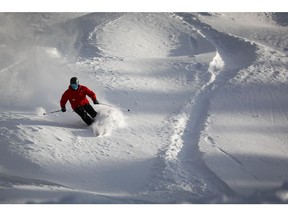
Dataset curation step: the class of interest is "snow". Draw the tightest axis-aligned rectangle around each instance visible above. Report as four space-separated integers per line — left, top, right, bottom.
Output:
1 12 288 205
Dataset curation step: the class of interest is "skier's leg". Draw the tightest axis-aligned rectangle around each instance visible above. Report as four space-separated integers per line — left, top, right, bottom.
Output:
74 106 93 125
84 104 97 118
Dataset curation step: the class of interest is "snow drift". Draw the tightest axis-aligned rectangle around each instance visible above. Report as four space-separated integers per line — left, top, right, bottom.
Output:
1 12 288 204
91 105 126 136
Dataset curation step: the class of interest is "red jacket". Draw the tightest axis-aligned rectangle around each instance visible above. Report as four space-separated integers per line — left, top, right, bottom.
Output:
60 85 97 110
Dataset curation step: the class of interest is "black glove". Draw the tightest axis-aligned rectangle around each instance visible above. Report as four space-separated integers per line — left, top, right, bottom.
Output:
61 107 66 112
93 99 100 105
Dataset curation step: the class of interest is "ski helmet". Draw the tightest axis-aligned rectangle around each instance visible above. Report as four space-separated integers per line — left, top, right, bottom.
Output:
70 77 79 90
70 77 79 85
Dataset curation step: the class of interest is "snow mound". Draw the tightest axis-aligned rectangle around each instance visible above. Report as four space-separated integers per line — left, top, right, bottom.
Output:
91 105 126 136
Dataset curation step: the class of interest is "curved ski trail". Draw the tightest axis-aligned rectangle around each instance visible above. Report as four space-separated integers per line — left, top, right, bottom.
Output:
148 13 258 200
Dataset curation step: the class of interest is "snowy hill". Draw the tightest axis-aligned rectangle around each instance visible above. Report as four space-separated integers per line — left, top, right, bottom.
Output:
1 12 288 204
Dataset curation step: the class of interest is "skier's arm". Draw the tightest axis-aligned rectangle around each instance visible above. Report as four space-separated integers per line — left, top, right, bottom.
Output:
60 92 68 111
85 87 97 103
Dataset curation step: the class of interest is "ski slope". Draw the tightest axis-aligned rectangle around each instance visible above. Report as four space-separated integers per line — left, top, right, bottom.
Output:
1 12 288 203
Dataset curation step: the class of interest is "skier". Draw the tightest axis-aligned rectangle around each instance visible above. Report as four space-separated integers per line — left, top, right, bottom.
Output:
60 77 99 126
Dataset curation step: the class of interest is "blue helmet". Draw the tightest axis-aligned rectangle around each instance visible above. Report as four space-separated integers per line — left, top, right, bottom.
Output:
70 77 79 90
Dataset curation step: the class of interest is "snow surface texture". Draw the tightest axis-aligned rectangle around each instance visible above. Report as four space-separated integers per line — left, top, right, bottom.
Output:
1 12 288 203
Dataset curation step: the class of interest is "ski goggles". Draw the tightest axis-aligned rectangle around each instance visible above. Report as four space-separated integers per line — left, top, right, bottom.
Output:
70 83 79 90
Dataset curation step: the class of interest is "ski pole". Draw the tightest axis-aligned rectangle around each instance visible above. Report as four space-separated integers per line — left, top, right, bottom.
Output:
43 109 62 115
100 103 130 112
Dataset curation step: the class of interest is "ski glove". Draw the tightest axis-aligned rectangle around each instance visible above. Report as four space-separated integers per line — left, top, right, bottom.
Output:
93 99 100 105
61 107 66 112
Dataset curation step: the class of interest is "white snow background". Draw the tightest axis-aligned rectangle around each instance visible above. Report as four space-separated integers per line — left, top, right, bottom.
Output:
1 11 288 207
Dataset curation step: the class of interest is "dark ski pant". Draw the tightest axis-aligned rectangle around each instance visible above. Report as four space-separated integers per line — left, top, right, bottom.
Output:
74 104 97 126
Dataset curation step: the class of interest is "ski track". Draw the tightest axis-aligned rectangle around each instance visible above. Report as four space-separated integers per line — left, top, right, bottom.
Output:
144 13 259 201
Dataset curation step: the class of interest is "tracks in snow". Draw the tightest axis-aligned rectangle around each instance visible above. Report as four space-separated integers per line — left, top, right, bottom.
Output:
150 13 259 199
